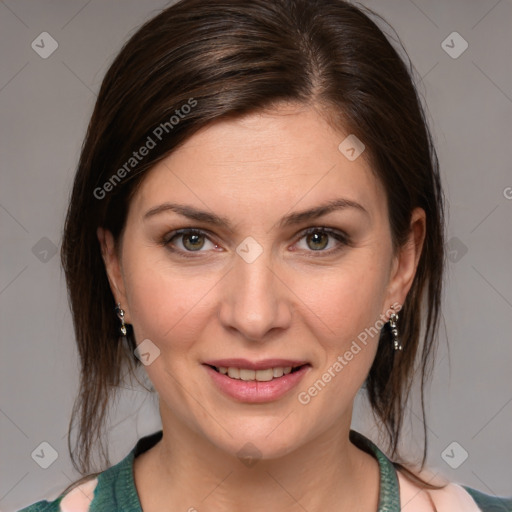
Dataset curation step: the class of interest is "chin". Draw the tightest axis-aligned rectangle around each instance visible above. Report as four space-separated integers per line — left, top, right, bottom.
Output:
200 418 307 463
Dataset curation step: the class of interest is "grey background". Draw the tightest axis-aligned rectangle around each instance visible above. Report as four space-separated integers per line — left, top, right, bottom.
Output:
1 0 511 510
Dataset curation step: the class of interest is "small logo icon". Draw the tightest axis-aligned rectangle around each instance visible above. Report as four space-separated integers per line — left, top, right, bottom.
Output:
338 134 365 161
446 236 468 263
236 236 263 264
134 339 161 366
31 441 59 469
31 32 59 59
441 32 468 59
32 237 58 263
503 186 512 200
237 442 262 468
441 441 469 469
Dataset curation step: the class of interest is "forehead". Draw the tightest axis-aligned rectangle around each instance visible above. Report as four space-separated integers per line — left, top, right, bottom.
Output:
129 105 387 227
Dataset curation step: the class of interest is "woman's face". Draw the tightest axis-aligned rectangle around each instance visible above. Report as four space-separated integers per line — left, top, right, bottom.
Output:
100 103 424 460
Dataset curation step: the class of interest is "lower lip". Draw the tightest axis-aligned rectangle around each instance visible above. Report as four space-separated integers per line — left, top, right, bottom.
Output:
204 364 310 403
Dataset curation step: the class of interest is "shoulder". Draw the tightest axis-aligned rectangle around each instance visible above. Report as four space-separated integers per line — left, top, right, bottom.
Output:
18 431 161 512
17 477 98 512
397 468 512 512
462 485 512 512
18 440 143 512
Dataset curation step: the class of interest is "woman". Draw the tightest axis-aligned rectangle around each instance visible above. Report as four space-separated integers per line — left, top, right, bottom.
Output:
19 0 511 511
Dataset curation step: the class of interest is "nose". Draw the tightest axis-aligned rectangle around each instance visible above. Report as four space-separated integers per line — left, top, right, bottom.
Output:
218 250 293 342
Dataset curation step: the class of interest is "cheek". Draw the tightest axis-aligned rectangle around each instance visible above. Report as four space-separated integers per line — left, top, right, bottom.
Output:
294 281 384 424
294 256 390 343
122 251 216 350
291 254 389 400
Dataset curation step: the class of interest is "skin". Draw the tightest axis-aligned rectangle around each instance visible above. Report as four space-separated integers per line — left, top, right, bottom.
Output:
98 103 426 512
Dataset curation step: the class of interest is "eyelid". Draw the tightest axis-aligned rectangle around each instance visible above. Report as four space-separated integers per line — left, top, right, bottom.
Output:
162 227 216 245
162 228 221 253
161 226 350 257
292 226 350 255
298 226 349 242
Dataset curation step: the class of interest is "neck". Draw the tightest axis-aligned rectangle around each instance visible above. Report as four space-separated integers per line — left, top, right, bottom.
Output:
134 410 380 512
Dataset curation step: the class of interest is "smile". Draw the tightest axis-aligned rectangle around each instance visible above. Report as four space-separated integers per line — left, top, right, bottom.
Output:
209 365 305 382
203 361 311 403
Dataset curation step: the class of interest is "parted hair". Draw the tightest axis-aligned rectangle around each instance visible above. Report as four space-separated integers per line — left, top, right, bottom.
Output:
60 0 446 494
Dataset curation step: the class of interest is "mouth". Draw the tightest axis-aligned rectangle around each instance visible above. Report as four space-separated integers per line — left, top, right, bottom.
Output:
205 363 308 382
203 360 311 403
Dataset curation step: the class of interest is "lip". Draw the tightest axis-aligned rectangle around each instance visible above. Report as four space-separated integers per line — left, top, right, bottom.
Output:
203 361 311 403
203 358 309 370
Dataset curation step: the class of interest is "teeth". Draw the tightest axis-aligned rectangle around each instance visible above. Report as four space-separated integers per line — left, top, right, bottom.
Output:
273 367 284 378
216 365 298 381
227 367 239 379
239 369 256 381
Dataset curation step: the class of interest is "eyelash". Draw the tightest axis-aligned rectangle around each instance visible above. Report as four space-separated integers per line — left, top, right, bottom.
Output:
161 227 350 259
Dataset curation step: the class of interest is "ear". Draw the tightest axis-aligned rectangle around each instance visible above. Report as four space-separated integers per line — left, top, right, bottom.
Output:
383 207 426 314
97 227 130 321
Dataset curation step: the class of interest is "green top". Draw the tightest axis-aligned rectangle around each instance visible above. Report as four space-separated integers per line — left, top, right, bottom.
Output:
18 430 512 512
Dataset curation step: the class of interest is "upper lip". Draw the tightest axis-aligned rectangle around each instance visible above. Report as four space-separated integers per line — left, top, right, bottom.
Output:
203 358 309 370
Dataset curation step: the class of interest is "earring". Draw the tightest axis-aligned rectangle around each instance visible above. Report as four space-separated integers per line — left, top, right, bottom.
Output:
115 303 127 336
389 305 402 351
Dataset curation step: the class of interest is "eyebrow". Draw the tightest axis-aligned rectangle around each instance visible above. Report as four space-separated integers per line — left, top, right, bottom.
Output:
143 198 369 229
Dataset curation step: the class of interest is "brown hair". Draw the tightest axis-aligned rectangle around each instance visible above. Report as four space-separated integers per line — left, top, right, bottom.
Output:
60 0 446 494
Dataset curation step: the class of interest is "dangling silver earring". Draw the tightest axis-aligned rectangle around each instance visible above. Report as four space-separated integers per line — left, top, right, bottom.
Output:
115 303 127 336
389 305 402 351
